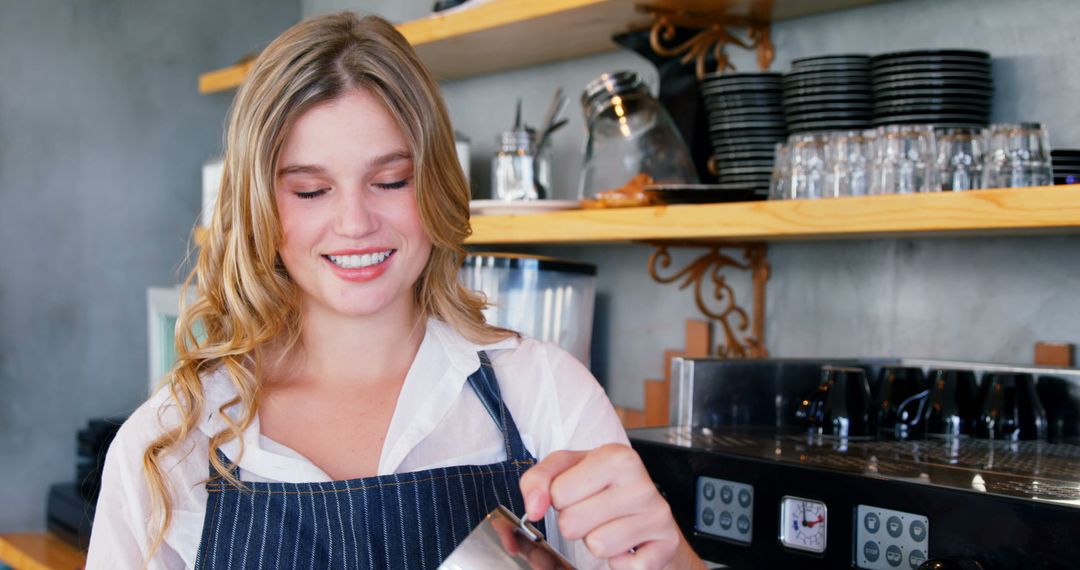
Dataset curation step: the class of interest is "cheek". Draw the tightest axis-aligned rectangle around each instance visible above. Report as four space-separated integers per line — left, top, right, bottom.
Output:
275 197 313 263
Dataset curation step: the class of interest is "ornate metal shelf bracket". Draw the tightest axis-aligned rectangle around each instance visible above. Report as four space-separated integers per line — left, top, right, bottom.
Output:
641 1 775 78
647 242 770 358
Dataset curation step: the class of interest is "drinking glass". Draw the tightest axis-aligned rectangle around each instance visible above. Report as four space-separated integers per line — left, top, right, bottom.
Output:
797 366 873 437
923 369 980 437
875 366 929 438
824 130 875 198
983 123 1054 189
936 127 988 192
869 125 939 195
975 373 1048 441
769 142 791 200
788 133 827 199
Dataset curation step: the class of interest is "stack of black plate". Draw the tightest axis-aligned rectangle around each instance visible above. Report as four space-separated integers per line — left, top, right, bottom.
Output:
871 49 993 128
782 54 873 133
701 72 787 194
1052 150 1080 185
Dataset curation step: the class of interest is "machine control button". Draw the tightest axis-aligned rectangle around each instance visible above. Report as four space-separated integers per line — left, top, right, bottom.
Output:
736 514 751 534
909 520 926 543
886 516 904 538
695 476 752 545
863 541 880 562
864 512 881 534
737 488 752 508
718 510 733 530
885 545 903 567
908 549 926 568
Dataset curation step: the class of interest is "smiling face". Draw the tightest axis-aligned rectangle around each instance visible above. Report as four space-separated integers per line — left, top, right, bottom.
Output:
274 89 432 322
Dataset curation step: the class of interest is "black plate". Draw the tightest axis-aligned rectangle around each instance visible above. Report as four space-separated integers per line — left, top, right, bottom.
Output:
784 69 871 82
789 63 871 74
704 95 783 110
873 118 989 127
792 54 871 66
782 93 876 106
874 92 994 104
643 184 763 204
707 107 786 119
870 63 991 76
873 78 993 92
873 94 992 105
786 114 873 125
712 135 788 145
872 83 989 96
871 49 990 62
783 78 874 91
712 150 777 162
784 101 874 114
1051 150 1080 157
789 121 874 133
787 84 874 96
709 122 788 133
701 86 784 99
872 70 993 83
711 140 785 151
873 58 992 73
873 104 990 115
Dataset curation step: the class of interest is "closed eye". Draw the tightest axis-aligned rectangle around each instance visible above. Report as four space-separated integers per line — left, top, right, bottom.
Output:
295 188 329 199
375 178 410 190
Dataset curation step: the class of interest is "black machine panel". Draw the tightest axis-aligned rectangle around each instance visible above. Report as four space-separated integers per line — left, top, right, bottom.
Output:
634 358 1080 570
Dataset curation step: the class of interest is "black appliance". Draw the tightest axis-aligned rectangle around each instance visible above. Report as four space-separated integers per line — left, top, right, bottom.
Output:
629 358 1080 570
47 415 125 549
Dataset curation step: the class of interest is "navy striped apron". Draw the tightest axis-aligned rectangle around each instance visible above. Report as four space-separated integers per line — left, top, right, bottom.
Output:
194 351 543 569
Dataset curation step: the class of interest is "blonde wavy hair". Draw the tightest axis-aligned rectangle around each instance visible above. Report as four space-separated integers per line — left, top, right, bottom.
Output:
142 11 511 561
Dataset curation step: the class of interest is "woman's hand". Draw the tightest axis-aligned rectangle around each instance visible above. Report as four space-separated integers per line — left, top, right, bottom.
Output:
520 443 704 570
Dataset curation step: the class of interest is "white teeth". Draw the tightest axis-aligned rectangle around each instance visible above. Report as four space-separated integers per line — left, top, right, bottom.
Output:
328 250 392 269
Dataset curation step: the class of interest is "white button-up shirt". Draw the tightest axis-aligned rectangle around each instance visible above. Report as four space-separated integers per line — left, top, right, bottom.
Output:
86 318 629 568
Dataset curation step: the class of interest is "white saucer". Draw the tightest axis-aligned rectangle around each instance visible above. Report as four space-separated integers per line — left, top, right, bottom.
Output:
470 199 580 216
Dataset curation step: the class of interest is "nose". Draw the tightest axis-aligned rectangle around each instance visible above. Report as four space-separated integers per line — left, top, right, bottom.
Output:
333 188 378 238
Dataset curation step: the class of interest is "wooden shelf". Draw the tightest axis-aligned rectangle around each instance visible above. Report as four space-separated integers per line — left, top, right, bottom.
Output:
198 0 889 93
465 185 1080 244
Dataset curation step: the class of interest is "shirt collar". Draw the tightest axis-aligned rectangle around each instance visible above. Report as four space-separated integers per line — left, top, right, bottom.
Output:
376 317 519 474
195 317 520 480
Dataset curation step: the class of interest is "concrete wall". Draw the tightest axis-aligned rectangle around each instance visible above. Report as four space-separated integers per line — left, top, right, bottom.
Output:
302 0 1080 409
0 0 299 532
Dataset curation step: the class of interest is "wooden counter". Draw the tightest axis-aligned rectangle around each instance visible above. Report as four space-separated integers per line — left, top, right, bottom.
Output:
0 533 85 570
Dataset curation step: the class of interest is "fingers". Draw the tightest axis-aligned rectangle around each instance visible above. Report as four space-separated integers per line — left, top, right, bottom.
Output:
582 506 677 561
519 450 588 521
548 444 643 511
555 478 656 541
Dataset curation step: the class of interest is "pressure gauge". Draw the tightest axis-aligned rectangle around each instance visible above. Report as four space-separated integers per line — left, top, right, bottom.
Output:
778 496 827 554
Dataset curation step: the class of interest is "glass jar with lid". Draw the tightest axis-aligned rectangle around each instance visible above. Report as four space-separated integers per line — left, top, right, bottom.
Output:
578 71 698 200
491 128 551 201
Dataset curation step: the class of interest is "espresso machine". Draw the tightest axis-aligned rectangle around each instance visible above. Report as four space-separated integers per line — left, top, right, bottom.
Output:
629 358 1080 570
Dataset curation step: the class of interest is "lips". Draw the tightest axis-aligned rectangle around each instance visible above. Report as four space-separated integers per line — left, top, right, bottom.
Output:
322 248 397 282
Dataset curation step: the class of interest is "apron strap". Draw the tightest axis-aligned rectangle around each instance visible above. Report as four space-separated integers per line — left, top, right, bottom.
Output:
466 350 533 463
210 448 242 479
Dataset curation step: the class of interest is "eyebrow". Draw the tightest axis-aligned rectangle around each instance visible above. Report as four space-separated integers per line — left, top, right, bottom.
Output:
277 150 413 177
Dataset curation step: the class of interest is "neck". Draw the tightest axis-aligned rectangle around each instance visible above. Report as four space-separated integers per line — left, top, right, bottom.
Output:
279 295 427 390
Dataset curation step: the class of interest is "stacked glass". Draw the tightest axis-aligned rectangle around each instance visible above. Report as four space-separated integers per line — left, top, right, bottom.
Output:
769 123 1053 199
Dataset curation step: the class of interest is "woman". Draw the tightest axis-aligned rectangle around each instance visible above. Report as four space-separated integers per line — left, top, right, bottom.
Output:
87 12 704 569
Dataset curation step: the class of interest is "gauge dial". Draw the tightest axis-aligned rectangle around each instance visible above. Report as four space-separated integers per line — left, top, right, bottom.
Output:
779 496 827 553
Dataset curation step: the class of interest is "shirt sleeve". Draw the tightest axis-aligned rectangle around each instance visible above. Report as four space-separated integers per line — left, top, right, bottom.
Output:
86 400 187 569
532 342 631 570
